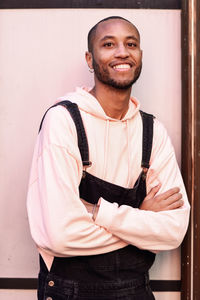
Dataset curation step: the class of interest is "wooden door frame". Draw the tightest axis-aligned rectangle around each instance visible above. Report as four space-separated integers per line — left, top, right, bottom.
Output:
181 0 200 299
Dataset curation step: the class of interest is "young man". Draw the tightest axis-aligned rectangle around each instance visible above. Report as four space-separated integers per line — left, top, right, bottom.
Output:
27 16 190 299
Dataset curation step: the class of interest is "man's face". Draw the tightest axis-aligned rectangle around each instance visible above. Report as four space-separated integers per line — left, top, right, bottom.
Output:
88 19 142 90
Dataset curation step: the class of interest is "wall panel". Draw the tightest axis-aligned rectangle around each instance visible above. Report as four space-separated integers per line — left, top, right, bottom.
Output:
0 7 182 298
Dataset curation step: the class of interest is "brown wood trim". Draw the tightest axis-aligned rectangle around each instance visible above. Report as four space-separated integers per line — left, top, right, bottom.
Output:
193 0 200 298
0 0 181 9
181 3 192 299
181 0 200 299
0 278 181 292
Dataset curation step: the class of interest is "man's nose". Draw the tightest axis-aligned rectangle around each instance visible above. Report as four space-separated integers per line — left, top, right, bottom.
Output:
114 44 129 58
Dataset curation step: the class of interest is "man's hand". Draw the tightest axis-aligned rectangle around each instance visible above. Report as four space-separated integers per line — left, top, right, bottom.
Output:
81 199 100 220
140 185 183 212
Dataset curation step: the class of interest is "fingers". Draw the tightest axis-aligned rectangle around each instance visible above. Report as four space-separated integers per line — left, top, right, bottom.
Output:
153 187 181 203
155 187 183 210
163 191 182 206
146 185 180 199
166 199 184 210
159 187 180 200
145 184 161 200
142 185 184 212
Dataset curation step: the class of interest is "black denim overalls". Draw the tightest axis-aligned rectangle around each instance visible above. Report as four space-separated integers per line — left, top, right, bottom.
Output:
38 101 156 300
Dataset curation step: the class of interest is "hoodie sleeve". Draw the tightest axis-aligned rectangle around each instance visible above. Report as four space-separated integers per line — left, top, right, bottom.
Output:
27 106 127 257
94 119 190 251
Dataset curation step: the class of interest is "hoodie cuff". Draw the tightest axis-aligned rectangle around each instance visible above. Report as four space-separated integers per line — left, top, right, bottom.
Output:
94 198 118 230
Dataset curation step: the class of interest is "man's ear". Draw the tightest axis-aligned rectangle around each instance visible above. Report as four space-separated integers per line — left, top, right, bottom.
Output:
85 51 93 70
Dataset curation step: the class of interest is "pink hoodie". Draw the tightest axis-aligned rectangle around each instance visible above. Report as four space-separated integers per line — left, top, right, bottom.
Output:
27 87 190 270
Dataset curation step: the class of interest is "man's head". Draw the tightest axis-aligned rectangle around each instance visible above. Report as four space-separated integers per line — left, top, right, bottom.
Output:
87 16 140 53
86 16 142 90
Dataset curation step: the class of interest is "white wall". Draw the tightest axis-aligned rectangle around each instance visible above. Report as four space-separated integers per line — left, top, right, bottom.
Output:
0 8 181 299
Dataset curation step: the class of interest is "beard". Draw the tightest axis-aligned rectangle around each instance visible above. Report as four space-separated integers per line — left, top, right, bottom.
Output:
92 58 142 90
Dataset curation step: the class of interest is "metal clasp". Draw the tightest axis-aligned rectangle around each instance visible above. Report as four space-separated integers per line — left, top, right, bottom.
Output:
142 167 148 180
82 161 92 178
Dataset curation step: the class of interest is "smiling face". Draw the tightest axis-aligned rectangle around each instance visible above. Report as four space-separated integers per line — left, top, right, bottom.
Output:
86 18 142 90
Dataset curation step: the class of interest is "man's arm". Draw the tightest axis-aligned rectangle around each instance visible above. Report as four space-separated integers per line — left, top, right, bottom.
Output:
90 185 183 219
92 120 190 251
27 106 128 257
93 181 189 252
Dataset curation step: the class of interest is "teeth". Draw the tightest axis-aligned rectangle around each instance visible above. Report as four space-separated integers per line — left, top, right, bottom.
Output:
113 64 131 69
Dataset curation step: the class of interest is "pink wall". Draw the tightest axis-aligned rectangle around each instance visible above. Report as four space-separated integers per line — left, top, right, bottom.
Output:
0 8 181 299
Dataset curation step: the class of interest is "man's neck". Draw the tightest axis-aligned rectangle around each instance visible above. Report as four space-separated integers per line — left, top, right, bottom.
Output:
90 83 132 120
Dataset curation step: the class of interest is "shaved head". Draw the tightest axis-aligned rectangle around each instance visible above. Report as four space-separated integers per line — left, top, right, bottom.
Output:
87 16 140 53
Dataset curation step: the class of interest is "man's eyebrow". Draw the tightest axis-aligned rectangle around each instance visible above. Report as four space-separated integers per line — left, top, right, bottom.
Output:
125 35 140 42
100 35 139 42
100 35 115 42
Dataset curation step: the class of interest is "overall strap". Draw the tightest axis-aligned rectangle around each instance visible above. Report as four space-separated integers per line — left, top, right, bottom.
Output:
140 110 154 170
38 100 91 168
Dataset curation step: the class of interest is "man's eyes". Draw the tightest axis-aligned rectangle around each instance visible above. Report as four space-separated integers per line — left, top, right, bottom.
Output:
102 42 138 48
127 42 137 47
103 42 113 47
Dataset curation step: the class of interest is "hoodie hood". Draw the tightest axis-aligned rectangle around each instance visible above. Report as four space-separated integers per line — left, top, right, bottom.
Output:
57 87 141 186
58 87 140 121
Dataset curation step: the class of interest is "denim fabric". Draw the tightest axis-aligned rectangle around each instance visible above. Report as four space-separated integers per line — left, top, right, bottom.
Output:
38 101 155 299
38 168 156 300
79 169 146 207
38 271 155 300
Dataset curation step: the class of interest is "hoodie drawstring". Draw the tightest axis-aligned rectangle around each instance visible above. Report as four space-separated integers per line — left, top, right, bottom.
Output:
126 120 131 187
102 119 110 180
102 119 131 187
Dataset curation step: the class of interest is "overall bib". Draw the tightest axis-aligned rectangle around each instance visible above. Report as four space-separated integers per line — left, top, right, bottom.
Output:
38 101 156 300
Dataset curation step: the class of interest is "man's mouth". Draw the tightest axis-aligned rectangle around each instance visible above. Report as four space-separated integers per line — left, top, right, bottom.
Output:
113 64 131 70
